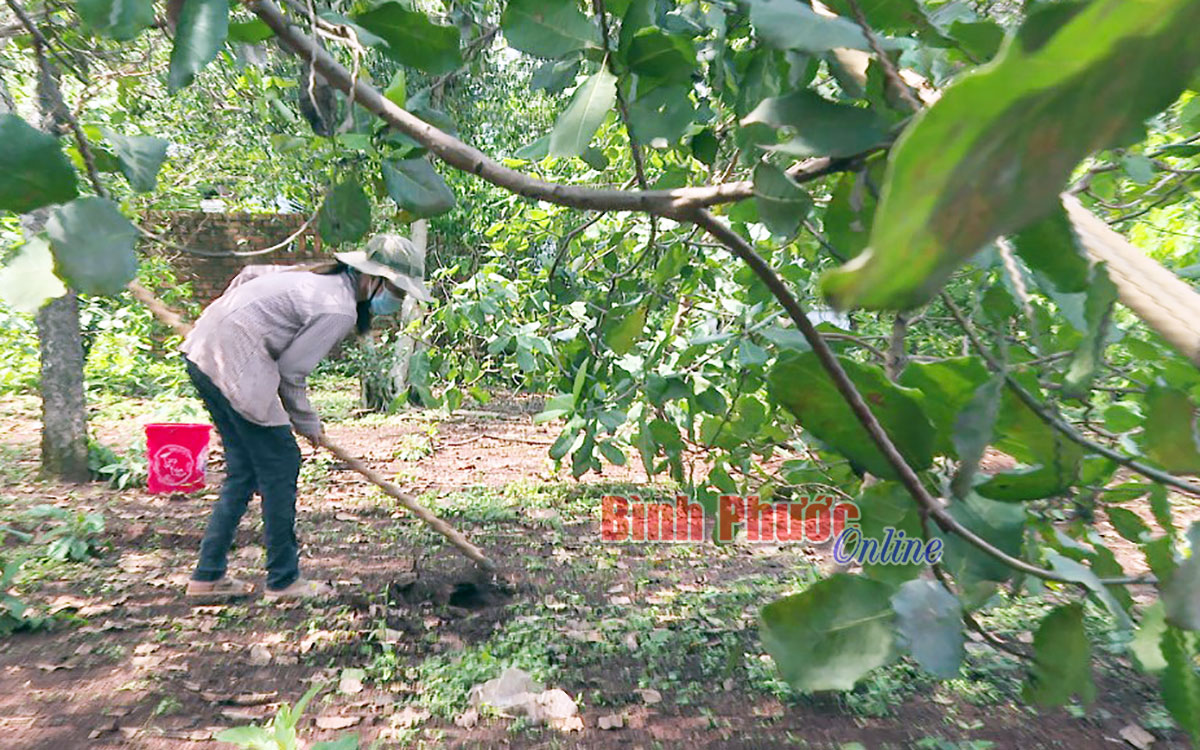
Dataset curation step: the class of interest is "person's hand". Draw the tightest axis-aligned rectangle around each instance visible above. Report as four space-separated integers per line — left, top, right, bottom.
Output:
299 429 324 448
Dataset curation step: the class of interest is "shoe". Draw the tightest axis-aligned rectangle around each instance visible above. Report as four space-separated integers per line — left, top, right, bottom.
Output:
263 578 334 601
186 576 255 599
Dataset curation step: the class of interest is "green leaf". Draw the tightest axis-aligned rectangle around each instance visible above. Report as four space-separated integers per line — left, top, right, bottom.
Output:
891 579 964 678
0 236 67 313
951 375 1003 497
690 128 719 166
760 574 896 692
759 324 810 352
579 146 609 171
1011 206 1091 294
227 18 274 44
941 493 1025 584
768 350 935 478
168 0 229 94
1023 603 1095 707
77 0 154 40
101 129 168 193
1143 385 1200 474
0 114 79 213
1122 154 1155 184
353 2 462 75
1103 403 1141 434
1105 507 1150 544
312 736 359 750
1129 601 1168 674
1160 626 1200 743
948 20 1005 62
625 28 696 83
1045 551 1133 631
530 58 580 94
744 0 870 53
1162 523 1200 630
853 481 924 585
501 0 597 59
514 135 549 161
384 70 407 109
605 303 647 355
974 464 1072 502
599 440 627 466
318 178 372 246
46 197 138 296
822 0 1200 309
382 159 456 218
627 85 695 146
618 0 654 55
753 162 812 239
823 0 928 34
1062 265 1117 398
824 171 877 259
214 725 274 747
743 91 889 159
898 358 989 456
549 69 617 157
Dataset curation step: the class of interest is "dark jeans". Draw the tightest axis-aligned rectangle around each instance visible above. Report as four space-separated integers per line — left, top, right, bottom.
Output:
186 357 301 591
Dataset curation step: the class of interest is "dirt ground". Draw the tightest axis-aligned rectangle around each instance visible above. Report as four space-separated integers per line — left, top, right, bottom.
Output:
0 391 1191 749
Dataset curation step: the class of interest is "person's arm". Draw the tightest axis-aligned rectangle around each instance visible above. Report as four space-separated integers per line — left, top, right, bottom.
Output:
276 313 356 439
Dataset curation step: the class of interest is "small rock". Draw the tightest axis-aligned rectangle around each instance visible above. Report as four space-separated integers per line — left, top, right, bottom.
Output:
391 706 430 728
635 688 662 705
248 645 272 666
1119 724 1156 750
597 713 624 730
339 668 366 695
454 708 479 729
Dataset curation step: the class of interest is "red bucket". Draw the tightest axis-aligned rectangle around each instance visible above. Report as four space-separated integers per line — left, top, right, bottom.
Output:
144 423 212 494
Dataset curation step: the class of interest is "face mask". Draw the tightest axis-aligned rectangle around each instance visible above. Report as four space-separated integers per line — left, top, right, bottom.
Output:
369 285 403 316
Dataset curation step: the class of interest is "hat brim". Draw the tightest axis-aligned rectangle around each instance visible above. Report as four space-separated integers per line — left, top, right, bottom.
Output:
335 250 432 302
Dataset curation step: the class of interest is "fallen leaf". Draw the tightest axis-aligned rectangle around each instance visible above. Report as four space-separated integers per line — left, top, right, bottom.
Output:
77 603 115 617
132 655 165 669
161 730 213 741
220 708 262 722
133 643 160 656
47 595 90 614
315 715 361 730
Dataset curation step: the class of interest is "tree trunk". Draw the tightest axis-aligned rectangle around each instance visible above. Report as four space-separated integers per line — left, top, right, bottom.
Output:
36 291 89 480
385 219 428 396
1 50 90 481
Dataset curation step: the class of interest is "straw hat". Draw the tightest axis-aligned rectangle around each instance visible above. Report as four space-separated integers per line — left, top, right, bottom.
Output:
335 233 431 302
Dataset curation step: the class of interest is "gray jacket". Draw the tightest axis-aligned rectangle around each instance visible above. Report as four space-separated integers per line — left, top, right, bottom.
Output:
181 266 356 435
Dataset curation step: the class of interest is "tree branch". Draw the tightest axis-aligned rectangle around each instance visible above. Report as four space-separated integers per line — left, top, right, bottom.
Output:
686 207 1150 586
941 292 1200 498
247 0 856 215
